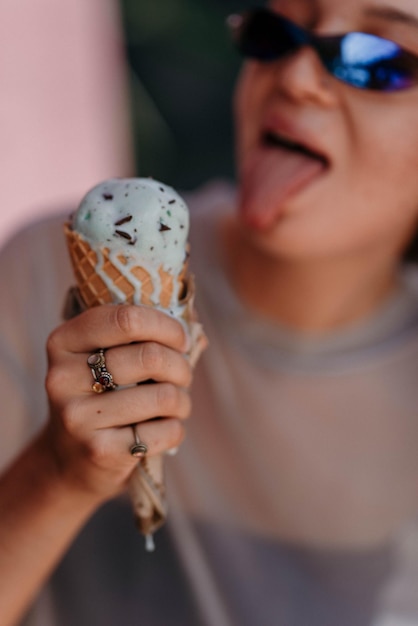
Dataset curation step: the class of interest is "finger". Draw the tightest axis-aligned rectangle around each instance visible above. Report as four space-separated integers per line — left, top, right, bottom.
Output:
128 418 186 457
48 304 190 356
74 419 185 487
46 342 192 404
61 383 192 434
90 418 186 466
105 342 192 388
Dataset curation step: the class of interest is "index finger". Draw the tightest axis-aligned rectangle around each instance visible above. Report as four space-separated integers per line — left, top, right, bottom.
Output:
49 304 190 354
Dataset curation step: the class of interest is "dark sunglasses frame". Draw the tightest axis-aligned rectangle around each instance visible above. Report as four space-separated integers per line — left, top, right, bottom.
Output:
228 8 418 92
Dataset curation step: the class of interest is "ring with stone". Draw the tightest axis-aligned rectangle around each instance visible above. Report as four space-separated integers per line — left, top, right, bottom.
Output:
87 349 117 393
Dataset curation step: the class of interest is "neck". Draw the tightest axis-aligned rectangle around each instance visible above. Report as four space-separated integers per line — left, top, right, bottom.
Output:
222 219 401 333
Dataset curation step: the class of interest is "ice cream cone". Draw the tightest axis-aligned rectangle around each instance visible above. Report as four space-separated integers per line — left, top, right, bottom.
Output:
65 224 188 310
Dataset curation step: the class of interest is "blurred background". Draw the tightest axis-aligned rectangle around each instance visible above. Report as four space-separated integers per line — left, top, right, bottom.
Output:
0 0 260 247
120 0 258 189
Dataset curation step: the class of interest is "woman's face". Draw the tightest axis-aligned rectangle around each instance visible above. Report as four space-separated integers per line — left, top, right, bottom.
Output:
234 0 418 261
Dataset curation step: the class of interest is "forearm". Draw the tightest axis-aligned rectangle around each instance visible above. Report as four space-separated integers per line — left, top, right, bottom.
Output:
0 304 193 626
0 428 101 626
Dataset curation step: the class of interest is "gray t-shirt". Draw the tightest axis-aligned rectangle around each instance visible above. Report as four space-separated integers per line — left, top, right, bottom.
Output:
2 181 418 626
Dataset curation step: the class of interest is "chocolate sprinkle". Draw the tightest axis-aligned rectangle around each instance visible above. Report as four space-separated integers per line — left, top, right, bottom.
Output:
168 199 176 205
103 193 113 200
159 223 171 232
115 230 132 240
114 215 133 226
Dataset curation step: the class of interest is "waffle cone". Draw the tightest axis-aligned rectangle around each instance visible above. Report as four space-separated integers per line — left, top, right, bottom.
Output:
65 223 187 310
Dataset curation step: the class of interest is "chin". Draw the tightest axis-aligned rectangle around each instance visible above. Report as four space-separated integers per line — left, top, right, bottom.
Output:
236 205 350 263
237 214 307 261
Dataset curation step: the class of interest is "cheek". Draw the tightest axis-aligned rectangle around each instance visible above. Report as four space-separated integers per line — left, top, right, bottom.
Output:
350 102 418 194
233 69 254 154
233 64 267 170
345 124 418 234
306 106 418 254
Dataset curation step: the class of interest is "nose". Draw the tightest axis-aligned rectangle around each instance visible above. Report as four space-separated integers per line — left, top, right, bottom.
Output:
273 46 338 107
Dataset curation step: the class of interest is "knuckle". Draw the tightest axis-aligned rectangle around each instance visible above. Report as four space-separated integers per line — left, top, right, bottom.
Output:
89 435 111 467
45 366 68 401
140 342 164 373
60 398 83 434
112 305 136 337
46 327 62 360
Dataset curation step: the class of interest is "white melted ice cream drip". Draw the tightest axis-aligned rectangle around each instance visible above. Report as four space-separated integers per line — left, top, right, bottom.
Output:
72 178 190 312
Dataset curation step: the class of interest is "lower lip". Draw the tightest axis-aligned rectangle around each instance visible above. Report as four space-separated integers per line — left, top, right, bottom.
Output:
238 144 329 230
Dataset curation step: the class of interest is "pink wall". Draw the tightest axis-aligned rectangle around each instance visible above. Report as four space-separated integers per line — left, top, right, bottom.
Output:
0 0 133 247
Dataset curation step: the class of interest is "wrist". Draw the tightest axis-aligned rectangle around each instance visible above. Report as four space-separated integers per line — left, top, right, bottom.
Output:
32 426 107 514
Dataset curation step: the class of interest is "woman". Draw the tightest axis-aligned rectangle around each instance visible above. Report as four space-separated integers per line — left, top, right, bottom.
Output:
2 0 418 624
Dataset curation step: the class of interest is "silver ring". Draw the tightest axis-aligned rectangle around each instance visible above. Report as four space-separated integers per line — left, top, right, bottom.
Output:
130 424 148 458
87 349 117 393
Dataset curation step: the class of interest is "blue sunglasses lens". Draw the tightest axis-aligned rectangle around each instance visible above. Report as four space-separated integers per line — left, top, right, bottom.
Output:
233 10 417 91
327 33 414 90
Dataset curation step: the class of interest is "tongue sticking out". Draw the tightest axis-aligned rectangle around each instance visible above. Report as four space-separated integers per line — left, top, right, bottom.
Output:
239 145 326 230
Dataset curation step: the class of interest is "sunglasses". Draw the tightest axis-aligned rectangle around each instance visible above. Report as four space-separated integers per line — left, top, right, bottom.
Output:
228 8 418 92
